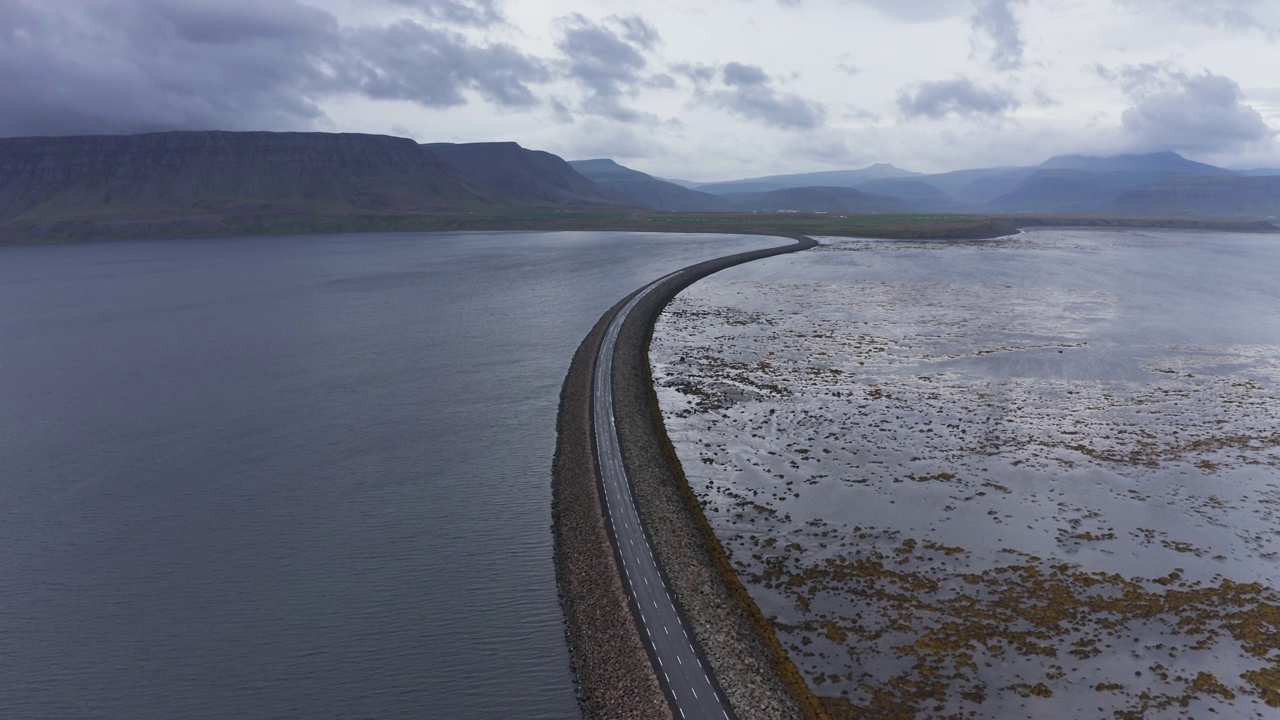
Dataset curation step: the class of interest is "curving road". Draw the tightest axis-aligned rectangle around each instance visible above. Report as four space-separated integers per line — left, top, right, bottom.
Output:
592 271 736 720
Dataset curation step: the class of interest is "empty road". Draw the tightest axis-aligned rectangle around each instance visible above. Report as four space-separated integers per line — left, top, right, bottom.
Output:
592 271 736 720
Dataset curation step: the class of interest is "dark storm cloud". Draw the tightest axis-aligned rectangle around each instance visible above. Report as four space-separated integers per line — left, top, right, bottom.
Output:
1106 65 1275 152
0 0 337 136
555 14 660 122
969 0 1028 70
386 0 505 27
341 21 548 107
897 78 1019 119
0 0 548 137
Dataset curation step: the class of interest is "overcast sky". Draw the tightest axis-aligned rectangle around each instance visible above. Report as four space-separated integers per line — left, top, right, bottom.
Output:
3 0 1278 179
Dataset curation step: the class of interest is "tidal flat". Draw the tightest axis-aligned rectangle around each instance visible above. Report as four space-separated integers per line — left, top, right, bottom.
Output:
651 230 1280 718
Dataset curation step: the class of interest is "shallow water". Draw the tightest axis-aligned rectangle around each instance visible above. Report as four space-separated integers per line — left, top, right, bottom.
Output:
653 229 1280 717
0 230 784 720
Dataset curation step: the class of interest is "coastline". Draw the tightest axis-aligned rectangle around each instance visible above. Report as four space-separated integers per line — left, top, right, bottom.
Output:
551 234 829 720
3 211 1275 246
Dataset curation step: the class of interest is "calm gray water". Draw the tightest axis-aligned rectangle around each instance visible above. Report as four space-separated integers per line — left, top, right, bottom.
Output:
0 231 784 720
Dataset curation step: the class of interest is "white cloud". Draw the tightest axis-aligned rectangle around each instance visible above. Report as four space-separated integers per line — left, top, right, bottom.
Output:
1109 65 1275 152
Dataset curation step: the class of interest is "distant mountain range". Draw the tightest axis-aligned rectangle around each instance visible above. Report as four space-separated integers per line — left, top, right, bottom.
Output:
427 143 635 208
2 131 1277 243
693 163 919 195
568 159 732 212
635 150 1279 218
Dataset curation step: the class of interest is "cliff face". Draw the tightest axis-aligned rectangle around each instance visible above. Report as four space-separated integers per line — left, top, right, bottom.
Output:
0 131 512 222
425 142 641 208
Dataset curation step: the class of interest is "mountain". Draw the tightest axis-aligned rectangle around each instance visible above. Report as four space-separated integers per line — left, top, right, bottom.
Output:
0 131 508 224
425 142 639 208
1240 168 1280 177
723 186 918 213
913 167 1037 205
653 176 703 189
1039 151 1233 175
984 169 1191 213
854 178 970 211
983 153 1246 213
696 164 920 195
569 159 732 212
1109 176 1280 217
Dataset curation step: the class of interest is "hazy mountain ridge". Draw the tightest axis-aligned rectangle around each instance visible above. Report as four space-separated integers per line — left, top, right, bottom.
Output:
1110 176 1280 217
695 163 919 195
853 178 970 211
569 159 732 212
427 143 639 208
1038 151 1234 175
2 131 1276 244
722 186 918 213
984 169 1189 213
641 151 1275 218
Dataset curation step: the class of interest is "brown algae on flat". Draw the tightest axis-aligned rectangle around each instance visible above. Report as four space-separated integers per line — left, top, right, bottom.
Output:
652 232 1280 718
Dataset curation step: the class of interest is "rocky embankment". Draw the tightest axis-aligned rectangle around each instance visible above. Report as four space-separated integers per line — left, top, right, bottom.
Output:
552 235 829 720
552 298 668 719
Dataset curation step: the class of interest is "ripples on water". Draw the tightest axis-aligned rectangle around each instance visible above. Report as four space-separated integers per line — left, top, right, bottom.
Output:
0 231 784 719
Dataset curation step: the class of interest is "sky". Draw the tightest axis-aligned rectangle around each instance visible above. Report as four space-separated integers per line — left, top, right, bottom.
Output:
2 0 1278 180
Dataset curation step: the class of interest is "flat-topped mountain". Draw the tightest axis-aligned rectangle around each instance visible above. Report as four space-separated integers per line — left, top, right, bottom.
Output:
427 142 638 208
1039 151 1234 175
0 131 506 223
569 159 732 212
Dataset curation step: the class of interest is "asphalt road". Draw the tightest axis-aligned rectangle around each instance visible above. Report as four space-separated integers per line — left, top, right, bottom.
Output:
592 272 736 720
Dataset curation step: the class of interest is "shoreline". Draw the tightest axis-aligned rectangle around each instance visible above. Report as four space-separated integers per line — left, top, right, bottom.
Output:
551 233 829 720
3 212 1275 245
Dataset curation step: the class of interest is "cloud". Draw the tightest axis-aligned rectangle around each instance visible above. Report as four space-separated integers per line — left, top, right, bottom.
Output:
778 0 961 23
555 14 660 123
897 78 1019 119
1109 65 1275 152
969 0 1028 70
0 0 339 135
723 62 769 87
0 0 550 138
691 62 824 130
386 0 505 27
341 21 548 108
1116 0 1273 34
